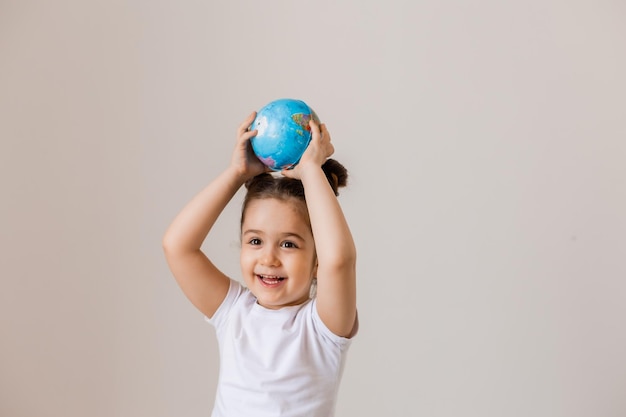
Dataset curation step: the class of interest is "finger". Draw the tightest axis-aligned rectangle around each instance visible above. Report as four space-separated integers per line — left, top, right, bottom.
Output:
309 119 321 139
238 111 257 135
239 128 257 144
321 124 332 140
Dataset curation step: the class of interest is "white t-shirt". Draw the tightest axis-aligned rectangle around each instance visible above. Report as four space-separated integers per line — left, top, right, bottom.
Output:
206 280 354 417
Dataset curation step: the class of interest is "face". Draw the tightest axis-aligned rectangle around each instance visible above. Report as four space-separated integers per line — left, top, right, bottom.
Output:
240 197 317 309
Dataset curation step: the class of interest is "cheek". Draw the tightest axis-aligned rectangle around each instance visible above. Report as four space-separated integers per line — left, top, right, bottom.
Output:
297 254 318 275
240 250 254 269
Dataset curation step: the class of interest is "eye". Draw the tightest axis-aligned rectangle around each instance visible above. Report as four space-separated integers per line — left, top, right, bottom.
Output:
280 241 298 249
248 238 262 246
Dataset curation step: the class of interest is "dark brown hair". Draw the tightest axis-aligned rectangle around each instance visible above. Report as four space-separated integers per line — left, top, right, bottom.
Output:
240 158 348 227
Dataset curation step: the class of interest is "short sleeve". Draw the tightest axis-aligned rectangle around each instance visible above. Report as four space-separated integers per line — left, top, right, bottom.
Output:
310 299 356 351
205 279 244 329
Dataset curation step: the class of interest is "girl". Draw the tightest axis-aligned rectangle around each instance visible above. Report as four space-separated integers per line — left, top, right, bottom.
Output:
162 111 358 417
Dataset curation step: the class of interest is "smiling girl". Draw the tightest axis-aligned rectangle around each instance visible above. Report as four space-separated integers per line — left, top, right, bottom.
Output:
162 111 358 417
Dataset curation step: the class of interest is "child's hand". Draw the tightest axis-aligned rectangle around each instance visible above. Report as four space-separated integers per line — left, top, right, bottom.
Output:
230 111 268 180
282 120 334 179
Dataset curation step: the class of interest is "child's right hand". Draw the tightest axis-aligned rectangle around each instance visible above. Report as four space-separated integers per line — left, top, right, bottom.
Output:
230 111 268 180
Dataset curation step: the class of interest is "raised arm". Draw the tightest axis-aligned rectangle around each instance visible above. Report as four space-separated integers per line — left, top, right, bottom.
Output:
282 122 357 337
162 112 266 318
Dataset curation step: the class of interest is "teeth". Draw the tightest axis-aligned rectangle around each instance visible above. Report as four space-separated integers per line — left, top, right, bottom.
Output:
259 274 284 283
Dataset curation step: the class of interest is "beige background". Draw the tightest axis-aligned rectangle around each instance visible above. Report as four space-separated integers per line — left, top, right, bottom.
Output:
1 1 625 416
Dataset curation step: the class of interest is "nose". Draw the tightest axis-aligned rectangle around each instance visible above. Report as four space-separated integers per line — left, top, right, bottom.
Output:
260 246 280 267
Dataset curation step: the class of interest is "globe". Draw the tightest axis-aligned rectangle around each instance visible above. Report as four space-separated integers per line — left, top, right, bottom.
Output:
250 98 320 171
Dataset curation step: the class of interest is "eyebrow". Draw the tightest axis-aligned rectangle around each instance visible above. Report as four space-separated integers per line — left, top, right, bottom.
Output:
242 229 306 241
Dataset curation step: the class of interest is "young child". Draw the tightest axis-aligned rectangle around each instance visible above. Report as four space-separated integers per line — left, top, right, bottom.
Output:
162 111 358 417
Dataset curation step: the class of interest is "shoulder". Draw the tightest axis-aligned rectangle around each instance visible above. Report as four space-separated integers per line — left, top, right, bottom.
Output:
205 280 254 326
308 298 357 349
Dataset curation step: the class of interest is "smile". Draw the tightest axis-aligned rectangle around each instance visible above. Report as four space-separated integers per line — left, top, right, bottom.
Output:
257 274 286 287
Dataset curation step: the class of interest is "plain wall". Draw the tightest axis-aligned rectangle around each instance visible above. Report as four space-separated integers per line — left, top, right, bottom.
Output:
1 1 625 416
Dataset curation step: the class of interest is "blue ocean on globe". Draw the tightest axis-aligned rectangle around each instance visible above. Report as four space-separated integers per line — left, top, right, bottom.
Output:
250 98 320 171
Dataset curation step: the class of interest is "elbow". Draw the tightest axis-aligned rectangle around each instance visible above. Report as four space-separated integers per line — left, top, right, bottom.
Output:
161 230 179 256
341 244 357 268
329 247 357 272
162 230 200 259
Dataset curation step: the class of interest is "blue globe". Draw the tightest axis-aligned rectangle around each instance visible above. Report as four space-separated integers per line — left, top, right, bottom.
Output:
250 98 320 171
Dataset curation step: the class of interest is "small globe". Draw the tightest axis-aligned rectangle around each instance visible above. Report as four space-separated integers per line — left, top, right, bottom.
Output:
250 98 320 171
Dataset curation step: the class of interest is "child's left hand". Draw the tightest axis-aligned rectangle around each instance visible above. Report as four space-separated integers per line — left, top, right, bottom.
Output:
282 120 334 179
